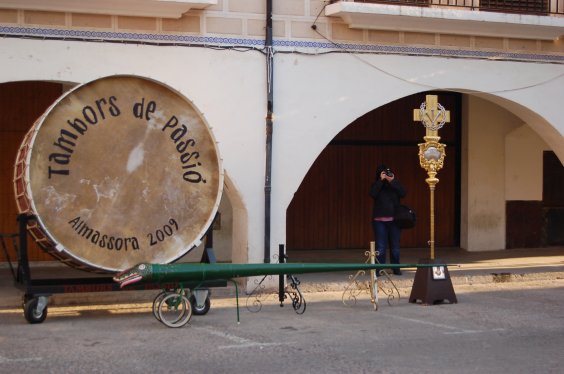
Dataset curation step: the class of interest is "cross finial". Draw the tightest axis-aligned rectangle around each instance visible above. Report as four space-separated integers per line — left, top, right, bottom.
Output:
413 95 450 136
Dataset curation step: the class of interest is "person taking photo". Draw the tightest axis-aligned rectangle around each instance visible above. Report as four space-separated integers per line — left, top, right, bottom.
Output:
369 164 406 275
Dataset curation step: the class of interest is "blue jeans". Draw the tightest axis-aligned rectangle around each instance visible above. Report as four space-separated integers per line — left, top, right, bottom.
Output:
372 220 401 265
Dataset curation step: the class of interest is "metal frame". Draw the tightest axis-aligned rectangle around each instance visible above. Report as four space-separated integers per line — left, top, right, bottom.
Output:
7 214 226 324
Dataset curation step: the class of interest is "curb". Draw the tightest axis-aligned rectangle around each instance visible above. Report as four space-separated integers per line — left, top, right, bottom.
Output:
2 270 562 309
297 270 564 293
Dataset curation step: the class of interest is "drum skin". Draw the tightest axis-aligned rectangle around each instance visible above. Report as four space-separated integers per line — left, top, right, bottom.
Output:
13 75 223 273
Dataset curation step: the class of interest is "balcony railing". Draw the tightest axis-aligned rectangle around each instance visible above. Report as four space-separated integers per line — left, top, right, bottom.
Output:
330 0 564 16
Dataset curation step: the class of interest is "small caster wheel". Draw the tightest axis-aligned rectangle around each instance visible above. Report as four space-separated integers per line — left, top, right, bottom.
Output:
190 295 211 315
23 296 48 324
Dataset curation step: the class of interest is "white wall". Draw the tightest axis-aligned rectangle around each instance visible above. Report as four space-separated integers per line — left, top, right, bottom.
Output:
0 38 266 266
1 36 563 266
176 192 233 263
462 96 519 251
505 125 551 201
271 53 564 253
460 99 552 251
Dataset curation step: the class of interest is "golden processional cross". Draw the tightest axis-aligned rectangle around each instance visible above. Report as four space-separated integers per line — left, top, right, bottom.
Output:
413 95 450 260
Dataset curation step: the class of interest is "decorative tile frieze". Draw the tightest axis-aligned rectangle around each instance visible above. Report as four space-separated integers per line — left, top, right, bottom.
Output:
0 25 562 63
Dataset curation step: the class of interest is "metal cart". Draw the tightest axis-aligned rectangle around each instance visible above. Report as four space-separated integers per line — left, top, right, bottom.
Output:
1 214 225 324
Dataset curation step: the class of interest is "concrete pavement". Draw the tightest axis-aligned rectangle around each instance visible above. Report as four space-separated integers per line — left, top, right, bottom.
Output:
2 278 564 374
2 247 563 373
1 246 563 309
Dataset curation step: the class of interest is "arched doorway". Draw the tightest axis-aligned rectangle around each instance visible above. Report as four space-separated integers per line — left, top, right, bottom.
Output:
286 92 461 252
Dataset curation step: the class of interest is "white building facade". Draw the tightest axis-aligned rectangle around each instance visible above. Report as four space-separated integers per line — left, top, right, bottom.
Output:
0 0 563 272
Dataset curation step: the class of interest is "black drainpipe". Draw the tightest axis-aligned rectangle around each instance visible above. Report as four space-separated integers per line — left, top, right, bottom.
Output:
264 0 274 264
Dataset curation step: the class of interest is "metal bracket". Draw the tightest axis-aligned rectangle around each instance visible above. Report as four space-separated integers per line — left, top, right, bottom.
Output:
36 296 49 314
192 288 209 308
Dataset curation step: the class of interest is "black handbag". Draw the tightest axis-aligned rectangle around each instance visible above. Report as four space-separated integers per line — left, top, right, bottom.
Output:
394 204 416 229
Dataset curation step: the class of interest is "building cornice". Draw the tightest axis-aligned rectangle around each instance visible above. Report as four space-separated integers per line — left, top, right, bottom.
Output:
0 0 216 19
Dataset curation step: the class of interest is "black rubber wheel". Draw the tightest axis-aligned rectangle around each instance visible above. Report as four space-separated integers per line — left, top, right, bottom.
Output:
190 295 211 315
23 297 48 324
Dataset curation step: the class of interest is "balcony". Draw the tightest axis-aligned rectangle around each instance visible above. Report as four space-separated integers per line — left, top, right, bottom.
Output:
0 0 217 19
327 0 564 40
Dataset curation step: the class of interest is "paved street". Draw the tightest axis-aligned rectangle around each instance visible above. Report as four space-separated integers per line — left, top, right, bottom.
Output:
1 279 563 373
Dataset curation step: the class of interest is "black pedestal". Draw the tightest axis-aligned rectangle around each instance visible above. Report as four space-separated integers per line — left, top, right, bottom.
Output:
409 258 457 305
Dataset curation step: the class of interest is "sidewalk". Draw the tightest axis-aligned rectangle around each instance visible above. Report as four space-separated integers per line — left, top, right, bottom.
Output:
289 246 564 292
1 247 563 309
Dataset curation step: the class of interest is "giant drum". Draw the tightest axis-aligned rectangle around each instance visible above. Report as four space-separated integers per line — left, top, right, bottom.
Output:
13 75 223 272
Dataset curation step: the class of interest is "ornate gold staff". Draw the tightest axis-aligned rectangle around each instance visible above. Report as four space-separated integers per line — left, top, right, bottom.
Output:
413 95 450 260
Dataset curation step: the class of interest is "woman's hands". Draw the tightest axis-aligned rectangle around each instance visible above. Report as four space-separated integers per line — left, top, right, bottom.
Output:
380 171 395 182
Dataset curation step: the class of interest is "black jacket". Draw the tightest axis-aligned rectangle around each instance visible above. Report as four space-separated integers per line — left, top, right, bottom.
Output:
370 178 406 218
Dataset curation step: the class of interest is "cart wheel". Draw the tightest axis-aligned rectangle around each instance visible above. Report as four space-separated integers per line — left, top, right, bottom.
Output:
152 291 168 322
153 289 189 321
157 293 192 328
23 296 48 324
190 295 211 315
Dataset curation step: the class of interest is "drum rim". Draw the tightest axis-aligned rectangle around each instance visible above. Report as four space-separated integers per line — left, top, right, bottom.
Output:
21 74 224 272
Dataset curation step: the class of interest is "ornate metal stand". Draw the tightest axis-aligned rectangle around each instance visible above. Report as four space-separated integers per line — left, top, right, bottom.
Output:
245 274 306 314
245 249 306 314
342 242 401 311
245 274 270 313
282 274 306 314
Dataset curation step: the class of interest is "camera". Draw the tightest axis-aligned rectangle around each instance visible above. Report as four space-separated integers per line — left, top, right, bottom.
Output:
384 168 394 177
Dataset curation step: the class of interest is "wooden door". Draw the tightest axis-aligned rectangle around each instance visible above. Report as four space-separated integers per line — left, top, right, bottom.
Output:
0 81 63 261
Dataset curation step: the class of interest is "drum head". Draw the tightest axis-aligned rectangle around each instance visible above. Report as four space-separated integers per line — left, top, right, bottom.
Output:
22 75 223 272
